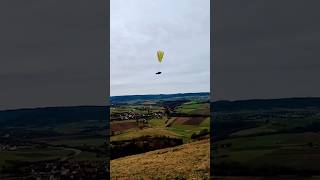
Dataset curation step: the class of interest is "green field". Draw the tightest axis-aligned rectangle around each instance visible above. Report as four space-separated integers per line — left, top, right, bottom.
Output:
49 137 105 147
0 106 108 177
175 101 210 115
110 117 210 142
215 133 320 172
213 104 320 176
111 127 180 141
0 148 74 171
110 98 210 156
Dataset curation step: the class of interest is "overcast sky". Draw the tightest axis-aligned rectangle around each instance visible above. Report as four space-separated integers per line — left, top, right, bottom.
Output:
111 0 210 96
213 0 320 101
0 1 107 110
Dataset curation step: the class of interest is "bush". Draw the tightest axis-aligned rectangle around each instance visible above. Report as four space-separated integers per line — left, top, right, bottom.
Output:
199 129 209 136
191 133 197 139
191 129 210 139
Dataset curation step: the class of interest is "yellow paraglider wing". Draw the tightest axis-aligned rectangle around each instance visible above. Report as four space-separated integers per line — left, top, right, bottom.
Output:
157 50 164 63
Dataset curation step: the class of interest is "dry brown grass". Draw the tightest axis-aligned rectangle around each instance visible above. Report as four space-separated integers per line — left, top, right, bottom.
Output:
110 138 210 180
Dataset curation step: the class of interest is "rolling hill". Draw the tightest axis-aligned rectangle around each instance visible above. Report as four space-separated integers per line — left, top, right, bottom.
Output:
110 138 210 179
110 92 209 104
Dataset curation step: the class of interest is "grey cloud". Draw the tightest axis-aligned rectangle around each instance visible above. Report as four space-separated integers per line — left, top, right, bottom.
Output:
111 0 210 96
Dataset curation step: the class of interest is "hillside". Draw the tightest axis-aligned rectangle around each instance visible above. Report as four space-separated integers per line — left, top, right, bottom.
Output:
0 106 108 179
212 97 320 177
110 138 210 180
213 97 320 112
0 106 108 127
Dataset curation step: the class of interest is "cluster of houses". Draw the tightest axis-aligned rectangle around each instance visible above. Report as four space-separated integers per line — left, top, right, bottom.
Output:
0 136 107 179
0 137 27 151
8 160 106 180
111 112 164 121
0 144 17 151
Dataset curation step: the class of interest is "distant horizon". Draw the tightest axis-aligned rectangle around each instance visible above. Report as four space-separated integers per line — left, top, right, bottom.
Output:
213 96 320 102
110 91 210 97
3 95 320 111
0 104 108 112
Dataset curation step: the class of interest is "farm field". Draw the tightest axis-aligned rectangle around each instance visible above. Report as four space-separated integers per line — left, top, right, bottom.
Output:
110 92 210 178
0 106 108 179
212 98 320 177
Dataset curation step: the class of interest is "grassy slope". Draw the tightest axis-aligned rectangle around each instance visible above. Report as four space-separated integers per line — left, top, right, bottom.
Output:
110 138 210 180
110 127 180 142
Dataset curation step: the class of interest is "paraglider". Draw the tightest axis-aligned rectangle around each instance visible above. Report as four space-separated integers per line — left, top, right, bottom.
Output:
157 50 164 63
156 50 164 75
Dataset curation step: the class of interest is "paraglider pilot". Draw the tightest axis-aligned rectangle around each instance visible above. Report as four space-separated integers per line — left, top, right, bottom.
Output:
156 50 164 75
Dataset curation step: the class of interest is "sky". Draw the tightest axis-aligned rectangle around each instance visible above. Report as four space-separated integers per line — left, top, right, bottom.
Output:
3 0 319 109
110 0 210 96
0 0 107 110
213 0 320 101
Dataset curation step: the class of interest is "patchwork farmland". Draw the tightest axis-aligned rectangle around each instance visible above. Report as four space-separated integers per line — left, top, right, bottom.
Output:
0 106 108 179
110 93 210 179
212 98 320 178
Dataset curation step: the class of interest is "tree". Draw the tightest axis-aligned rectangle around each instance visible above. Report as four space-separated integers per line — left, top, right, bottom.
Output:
199 128 209 136
164 106 171 119
191 133 197 139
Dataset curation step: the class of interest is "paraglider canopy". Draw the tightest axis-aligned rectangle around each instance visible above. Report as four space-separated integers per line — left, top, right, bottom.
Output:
157 50 164 63
156 50 164 75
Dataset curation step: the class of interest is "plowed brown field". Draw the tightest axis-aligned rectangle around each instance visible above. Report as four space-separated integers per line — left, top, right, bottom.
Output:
174 117 205 125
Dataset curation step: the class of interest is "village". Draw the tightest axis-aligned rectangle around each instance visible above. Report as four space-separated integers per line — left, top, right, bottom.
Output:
110 111 164 122
0 137 29 151
1 159 106 180
0 137 108 179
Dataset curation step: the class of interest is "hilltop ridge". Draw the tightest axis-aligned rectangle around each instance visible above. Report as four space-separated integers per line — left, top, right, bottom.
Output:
111 92 209 104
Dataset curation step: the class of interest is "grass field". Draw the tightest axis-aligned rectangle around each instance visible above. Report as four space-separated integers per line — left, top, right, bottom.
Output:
110 127 180 142
212 102 320 176
167 117 210 142
0 148 74 171
53 120 105 134
110 101 210 143
110 117 210 143
149 118 166 127
175 101 210 115
73 151 106 161
111 138 210 179
49 137 105 147
214 132 320 173
0 106 108 178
